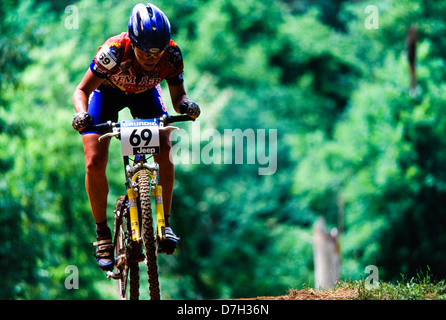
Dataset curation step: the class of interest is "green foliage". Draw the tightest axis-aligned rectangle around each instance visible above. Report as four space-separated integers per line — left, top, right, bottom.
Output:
2 0 446 300
286 268 446 300
355 267 446 300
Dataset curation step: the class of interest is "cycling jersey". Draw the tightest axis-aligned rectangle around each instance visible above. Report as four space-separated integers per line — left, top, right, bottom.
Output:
90 32 184 94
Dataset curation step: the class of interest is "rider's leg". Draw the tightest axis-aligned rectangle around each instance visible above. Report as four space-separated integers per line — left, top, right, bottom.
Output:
154 128 180 254
83 85 121 228
154 129 173 225
83 133 115 270
82 85 122 270
82 133 110 227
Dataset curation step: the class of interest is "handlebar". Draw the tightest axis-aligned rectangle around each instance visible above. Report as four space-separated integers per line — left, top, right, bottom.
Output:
165 114 196 124
85 114 195 134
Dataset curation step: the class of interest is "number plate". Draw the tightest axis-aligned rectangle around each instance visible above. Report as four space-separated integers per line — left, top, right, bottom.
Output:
121 119 160 156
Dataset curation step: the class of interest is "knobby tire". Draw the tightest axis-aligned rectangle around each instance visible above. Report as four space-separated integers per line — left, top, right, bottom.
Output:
129 260 139 300
138 170 161 300
114 196 137 300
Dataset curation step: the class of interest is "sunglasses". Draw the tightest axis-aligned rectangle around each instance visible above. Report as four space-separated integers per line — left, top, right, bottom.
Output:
134 47 165 60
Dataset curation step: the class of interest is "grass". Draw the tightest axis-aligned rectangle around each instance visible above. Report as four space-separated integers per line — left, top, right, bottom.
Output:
344 268 446 300
286 267 446 300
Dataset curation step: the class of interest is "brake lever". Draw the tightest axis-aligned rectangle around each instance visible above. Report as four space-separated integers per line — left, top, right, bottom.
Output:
159 125 180 132
98 128 121 142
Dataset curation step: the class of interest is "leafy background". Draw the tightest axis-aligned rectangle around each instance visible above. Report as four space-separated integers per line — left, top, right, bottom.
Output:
1 0 446 299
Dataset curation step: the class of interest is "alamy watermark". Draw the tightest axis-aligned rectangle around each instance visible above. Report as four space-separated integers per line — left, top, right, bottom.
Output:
64 265 79 290
170 121 277 176
364 5 379 30
64 5 79 30
364 265 379 289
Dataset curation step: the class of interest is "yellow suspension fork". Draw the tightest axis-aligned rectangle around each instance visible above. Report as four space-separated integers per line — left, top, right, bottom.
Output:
153 184 166 241
127 175 141 242
127 169 166 242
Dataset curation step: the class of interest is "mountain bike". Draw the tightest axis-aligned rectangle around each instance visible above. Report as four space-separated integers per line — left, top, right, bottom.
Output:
90 114 193 300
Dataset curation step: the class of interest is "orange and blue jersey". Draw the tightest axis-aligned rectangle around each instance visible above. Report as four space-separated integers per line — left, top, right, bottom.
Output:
90 32 184 94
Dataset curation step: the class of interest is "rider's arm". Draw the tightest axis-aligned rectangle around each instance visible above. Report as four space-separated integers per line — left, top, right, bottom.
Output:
168 83 200 119
168 83 188 114
73 68 105 113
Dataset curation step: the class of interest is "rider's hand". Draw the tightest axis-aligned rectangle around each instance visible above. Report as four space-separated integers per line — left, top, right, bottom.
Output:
72 111 94 132
179 100 200 119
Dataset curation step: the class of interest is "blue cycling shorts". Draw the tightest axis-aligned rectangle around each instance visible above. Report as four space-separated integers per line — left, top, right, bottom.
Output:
83 84 169 135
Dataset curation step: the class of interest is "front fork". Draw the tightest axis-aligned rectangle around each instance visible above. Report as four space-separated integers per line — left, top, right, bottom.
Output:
126 166 166 243
126 182 141 242
153 184 166 242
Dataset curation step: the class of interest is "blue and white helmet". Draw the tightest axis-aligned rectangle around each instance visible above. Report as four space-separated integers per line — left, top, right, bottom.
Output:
128 3 171 53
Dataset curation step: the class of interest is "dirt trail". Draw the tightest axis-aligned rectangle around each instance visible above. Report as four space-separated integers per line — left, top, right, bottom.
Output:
235 286 358 300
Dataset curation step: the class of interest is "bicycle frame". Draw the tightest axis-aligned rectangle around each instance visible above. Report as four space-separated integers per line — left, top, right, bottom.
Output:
90 114 194 298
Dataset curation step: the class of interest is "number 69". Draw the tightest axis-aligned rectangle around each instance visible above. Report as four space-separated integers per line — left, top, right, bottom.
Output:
129 129 153 146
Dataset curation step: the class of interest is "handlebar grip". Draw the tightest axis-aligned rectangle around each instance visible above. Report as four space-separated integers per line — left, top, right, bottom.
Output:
165 115 195 124
83 121 116 134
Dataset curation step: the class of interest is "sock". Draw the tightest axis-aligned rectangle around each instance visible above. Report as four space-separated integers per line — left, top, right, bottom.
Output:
96 220 110 238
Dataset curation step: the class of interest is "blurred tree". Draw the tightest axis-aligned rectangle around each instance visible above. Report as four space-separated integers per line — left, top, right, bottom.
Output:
292 0 446 281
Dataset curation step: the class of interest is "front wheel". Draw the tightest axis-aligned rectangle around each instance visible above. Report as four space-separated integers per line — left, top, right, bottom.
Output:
114 196 140 300
138 170 161 300
113 196 130 300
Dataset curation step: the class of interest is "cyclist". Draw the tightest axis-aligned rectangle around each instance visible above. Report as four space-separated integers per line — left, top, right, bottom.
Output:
72 3 200 271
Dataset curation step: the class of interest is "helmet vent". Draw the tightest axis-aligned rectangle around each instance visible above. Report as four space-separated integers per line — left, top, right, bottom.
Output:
139 16 144 32
147 6 154 17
